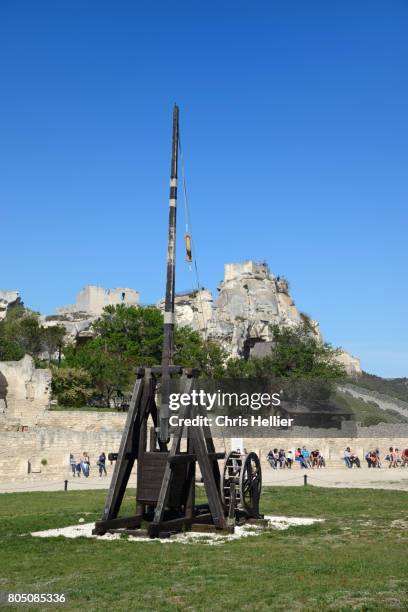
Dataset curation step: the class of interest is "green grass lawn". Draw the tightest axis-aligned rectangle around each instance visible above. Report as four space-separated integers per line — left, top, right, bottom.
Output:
1 487 408 611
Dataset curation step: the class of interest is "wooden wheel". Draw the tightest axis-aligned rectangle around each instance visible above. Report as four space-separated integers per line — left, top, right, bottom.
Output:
239 452 262 516
221 450 262 517
221 450 243 513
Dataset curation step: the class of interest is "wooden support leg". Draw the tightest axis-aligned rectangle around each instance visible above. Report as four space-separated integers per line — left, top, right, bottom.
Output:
185 437 195 521
94 372 155 535
136 370 154 519
197 403 222 492
192 426 227 530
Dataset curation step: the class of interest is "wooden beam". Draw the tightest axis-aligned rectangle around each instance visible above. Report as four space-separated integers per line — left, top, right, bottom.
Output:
93 514 143 534
191 523 234 535
99 377 143 521
192 425 226 530
107 528 149 537
148 515 194 537
167 453 196 464
150 365 183 375
167 452 224 464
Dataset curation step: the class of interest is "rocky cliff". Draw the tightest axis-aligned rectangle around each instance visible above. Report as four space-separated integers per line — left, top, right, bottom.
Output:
4 262 361 374
158 260 360 374
207 261 321 358
0 290 23 321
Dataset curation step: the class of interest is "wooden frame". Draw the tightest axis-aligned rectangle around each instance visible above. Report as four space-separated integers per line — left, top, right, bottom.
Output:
93 367 228 538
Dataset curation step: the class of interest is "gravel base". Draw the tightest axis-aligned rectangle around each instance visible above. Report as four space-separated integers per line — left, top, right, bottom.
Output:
30 515 323 545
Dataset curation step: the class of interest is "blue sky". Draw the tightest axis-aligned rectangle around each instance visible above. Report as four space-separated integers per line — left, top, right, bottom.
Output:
1 1 407 377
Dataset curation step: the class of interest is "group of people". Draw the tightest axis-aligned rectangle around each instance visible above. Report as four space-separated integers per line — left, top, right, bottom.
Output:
69 452 107 478
267 446 326 469
344 446 408 468
384 447 408 468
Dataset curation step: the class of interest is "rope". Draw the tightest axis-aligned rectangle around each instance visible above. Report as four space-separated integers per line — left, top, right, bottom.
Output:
178 129 209 341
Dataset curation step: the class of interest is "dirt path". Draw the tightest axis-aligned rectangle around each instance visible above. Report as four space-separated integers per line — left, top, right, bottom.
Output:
2 466 408 492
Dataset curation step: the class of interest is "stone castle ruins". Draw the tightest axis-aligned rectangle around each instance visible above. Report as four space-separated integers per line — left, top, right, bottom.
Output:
34 261 359 373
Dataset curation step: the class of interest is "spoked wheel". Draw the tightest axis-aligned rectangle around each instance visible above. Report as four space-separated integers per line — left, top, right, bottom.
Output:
221 451 262 518
240 452 262 517
221 450 243 515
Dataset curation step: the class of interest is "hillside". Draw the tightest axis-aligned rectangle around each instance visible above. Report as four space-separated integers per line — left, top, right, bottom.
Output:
356 372 408 403
335 389 408 427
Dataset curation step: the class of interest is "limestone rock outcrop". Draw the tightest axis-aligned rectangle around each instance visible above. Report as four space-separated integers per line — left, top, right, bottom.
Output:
160 261 360 375
207 261 321 358
0 355 51 426
334 350 361 377
0 290 23 321
158 289 213 336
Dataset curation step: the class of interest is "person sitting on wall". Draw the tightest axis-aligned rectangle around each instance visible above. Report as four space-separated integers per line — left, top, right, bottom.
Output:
295 447 307 468
344 447 353 468
302 446 311 468
278 449 286 468
391 448 401 468
75 456 82 477
385 447 394 467
350 449 361 468
267 449 276 469
286 449 293 468
367 450 378 468
401 448 408 467
318 451 326 468
311 449 321 468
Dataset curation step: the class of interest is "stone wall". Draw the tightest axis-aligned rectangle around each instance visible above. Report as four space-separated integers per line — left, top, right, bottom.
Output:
56 285 140 316
0 406 129 482
1 425 407 483
0 428 126 482
242 435 408 474
0 356 51 426
42 285 141 343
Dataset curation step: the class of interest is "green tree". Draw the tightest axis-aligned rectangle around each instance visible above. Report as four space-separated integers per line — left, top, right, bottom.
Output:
225 323 346 380
41 325 66 365
63 305 165 407
64 337 134 407
0 307 43 359
174 327 227 377
0 307 67 364
92 304 163 365
51 367 93 407
0 336 25 361
63 306 228 405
